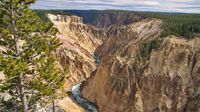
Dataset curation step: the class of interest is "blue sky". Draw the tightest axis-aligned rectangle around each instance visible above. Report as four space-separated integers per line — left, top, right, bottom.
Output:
31 0 200 13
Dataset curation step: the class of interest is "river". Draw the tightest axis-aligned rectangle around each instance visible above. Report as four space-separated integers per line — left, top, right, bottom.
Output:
69 54 100 112
69 83 98 112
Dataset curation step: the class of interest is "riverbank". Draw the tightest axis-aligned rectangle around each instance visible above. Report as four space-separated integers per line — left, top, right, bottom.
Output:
69 83 98 112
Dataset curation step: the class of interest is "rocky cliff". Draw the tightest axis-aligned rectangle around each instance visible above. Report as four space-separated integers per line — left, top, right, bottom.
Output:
95 18 161 57
81 18 200 112
47 14 106 112
64 10 143 30
48 14 104 89
93 11 144 30
47 12 200 112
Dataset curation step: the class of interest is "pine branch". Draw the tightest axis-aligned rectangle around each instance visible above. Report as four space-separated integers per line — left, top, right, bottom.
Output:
2 52 18 58
0 34 3 38
0 8 9 14
9 49 18 56
0 1 64 110
29 54 40 60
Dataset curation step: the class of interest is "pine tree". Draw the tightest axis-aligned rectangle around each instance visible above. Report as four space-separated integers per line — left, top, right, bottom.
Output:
0 0 67 111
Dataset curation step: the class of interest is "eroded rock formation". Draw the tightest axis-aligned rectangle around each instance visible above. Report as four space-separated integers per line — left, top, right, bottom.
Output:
93 11 144 30
47 14 106 112
47 12 200 112
81 18 200 112
48 14 104 89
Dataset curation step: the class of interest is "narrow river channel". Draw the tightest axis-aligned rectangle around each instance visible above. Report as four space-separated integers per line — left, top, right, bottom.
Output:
69 54 100 112
70 83 98 112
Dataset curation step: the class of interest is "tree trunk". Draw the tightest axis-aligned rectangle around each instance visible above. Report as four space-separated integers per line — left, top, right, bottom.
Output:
52 95 55 112
11 6 28 112
19 74 28 112
11 13 20 56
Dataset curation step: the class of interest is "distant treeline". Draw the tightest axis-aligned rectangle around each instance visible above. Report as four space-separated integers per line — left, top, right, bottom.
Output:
34 10 200 38
137 12 200 38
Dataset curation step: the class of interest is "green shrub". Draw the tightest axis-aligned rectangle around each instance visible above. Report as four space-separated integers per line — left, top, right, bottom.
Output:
140 39 162 59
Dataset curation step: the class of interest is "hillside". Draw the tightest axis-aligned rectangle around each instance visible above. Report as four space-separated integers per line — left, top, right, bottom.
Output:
1 9 200 111
1 0 200 111
137 12 200 38
34 10 200 39
43 10 200 112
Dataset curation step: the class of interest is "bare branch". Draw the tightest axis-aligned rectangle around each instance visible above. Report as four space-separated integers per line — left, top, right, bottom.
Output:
9 49 18 56
2 52 18 58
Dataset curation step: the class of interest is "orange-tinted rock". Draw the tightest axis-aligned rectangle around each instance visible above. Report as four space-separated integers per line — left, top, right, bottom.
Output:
48 14 105 112
81 19 200 112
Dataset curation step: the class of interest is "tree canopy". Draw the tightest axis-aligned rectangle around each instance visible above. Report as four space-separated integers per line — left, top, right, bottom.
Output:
0 0 67 111
137 12 200 38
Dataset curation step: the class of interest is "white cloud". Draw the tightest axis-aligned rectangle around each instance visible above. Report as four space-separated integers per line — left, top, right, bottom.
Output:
31 0 200 13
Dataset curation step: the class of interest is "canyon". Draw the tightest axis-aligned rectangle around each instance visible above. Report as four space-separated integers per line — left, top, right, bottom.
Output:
47 11 200 112
48 13 104 90
46 13 103 112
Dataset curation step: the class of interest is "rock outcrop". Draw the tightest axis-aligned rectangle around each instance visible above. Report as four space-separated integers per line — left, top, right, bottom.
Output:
48 14 104 89
57 97 85 112
47 14 105 112
95 18 162 57
47 12 200 112
93 11 144 30
81 18 200 112
63 10 144 30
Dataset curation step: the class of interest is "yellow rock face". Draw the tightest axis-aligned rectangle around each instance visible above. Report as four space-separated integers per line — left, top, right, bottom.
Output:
57 97 85 112
81 18 200 112
48 14 106 112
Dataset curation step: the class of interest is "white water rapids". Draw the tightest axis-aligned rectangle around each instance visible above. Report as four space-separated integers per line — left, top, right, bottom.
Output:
70 83 98 112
